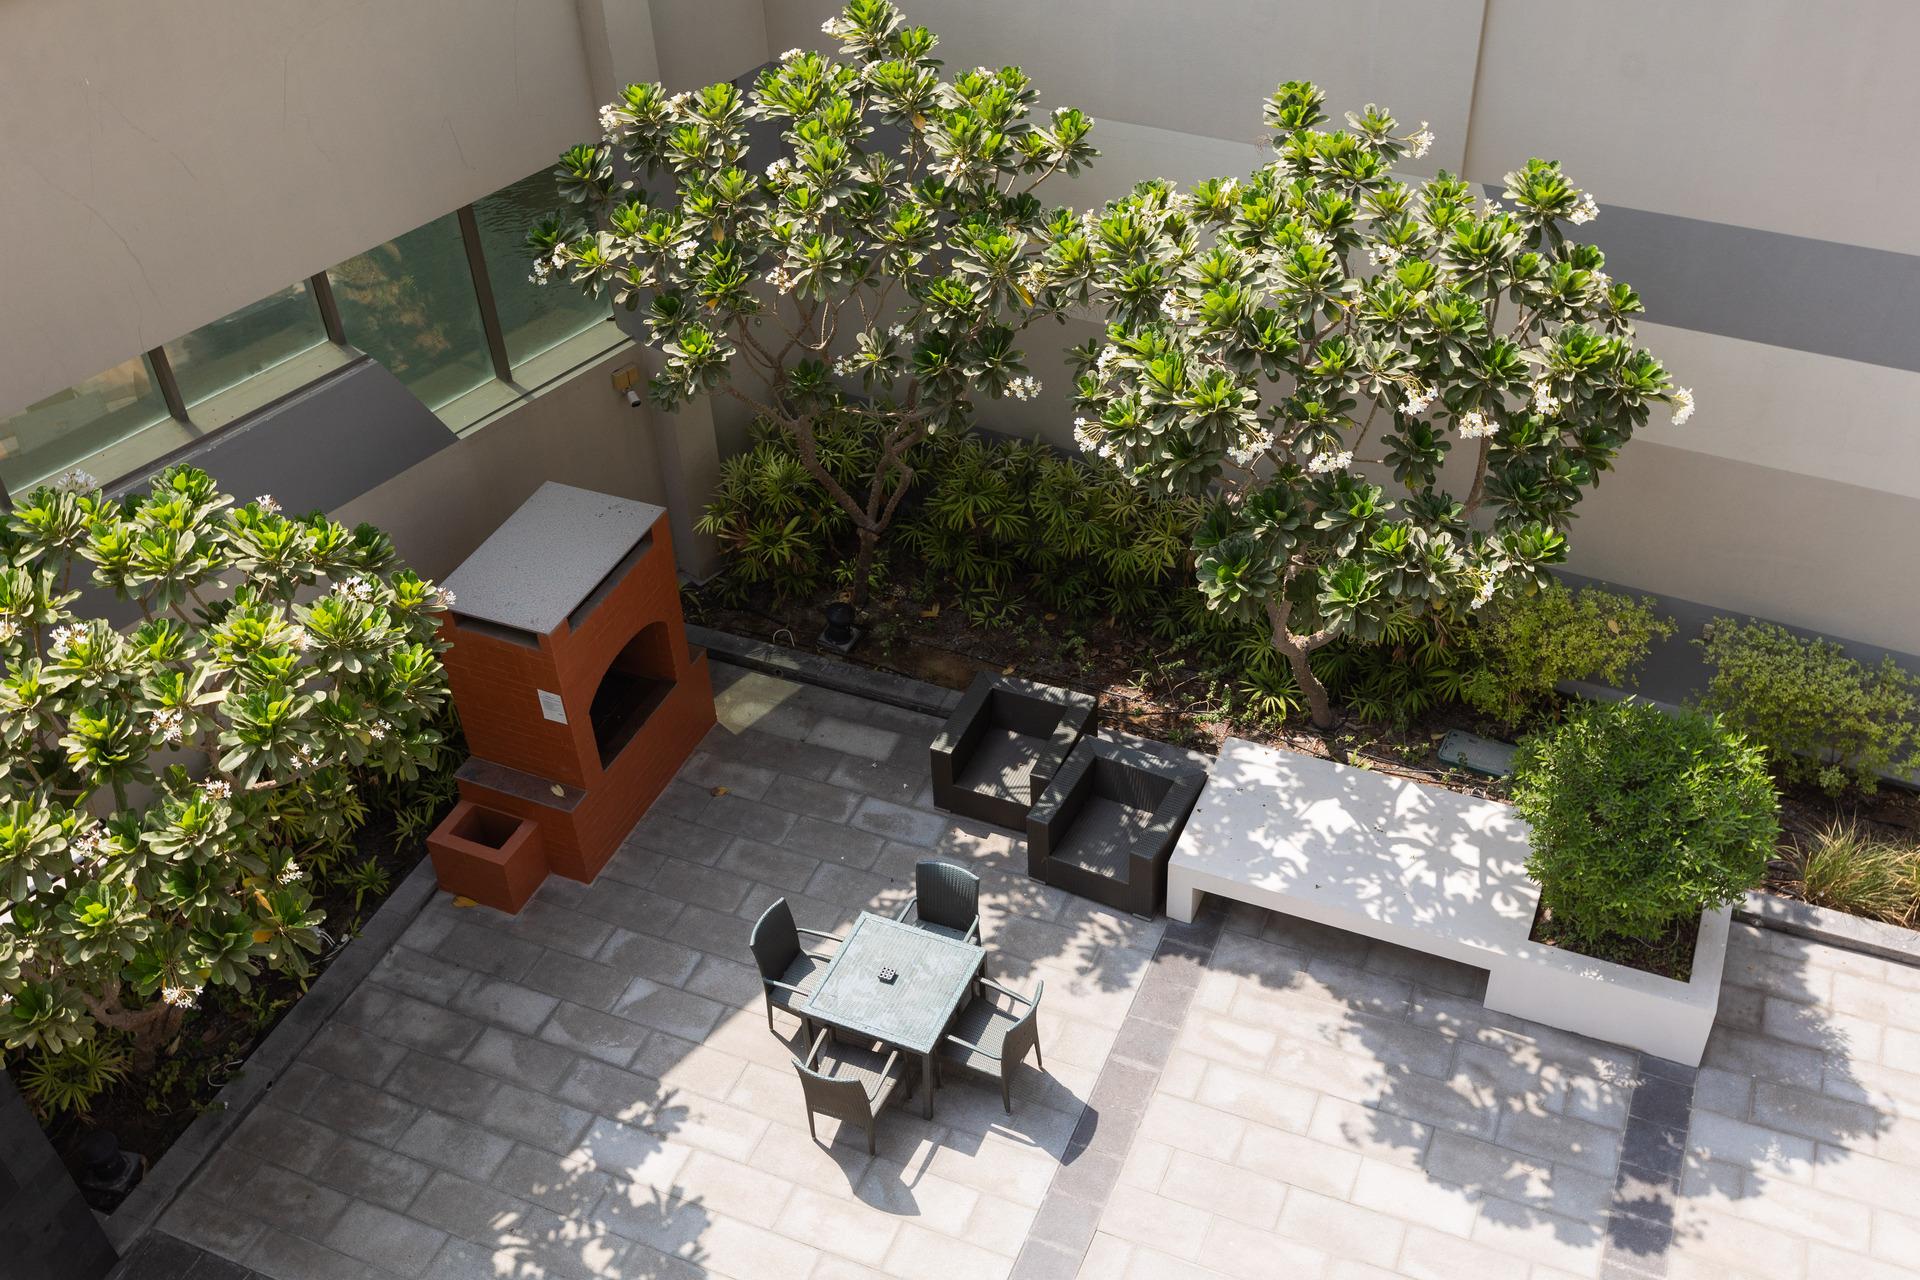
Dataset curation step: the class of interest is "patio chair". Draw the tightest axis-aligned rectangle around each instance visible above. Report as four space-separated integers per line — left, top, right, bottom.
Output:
935 978 1044 1114
750 898 841 1038
791 1029 916 1155
930 673 1097 830
1027 739 1205 917
894 859 982 943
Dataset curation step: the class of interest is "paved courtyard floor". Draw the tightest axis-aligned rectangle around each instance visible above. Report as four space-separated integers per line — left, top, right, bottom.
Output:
142 663 1920 1280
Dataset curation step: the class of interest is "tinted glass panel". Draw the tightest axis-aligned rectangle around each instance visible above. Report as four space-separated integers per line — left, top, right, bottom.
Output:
328 214 493 409
163 282 329 406
474 171 613 367
0 356 171 491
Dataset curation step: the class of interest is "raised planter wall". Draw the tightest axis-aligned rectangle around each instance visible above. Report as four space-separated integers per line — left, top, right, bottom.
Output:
1486 906 1734 1067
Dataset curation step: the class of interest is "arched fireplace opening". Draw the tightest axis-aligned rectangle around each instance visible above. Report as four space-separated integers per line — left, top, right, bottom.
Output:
588 620 677 769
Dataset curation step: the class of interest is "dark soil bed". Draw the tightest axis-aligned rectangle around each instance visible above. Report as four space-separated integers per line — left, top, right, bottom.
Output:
691 572 1920 950
1530 902 1703 983
7 798 450 1190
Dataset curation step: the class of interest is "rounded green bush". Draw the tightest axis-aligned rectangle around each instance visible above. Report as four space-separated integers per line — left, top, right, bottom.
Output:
1511 700 1778 945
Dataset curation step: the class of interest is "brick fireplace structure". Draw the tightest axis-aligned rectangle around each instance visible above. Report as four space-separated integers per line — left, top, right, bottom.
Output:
425 482 714 912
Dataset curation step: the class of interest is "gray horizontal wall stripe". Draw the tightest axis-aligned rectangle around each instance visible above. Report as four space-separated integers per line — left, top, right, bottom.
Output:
1585 202 1920 373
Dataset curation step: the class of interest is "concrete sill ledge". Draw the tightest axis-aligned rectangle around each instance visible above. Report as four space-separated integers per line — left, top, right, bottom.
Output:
1735 889 1920 967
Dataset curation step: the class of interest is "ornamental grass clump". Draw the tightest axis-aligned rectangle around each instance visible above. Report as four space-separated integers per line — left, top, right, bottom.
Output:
1511 700 1776 967
1072 81 1691 727
537 0 1100 607
0 467 450 1064
1791 821 1916 925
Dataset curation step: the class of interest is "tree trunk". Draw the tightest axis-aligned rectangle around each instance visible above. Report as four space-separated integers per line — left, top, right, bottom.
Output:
849 526 880 610
1265 597 1334 729
1280 636 1334 729
83 988 180 1071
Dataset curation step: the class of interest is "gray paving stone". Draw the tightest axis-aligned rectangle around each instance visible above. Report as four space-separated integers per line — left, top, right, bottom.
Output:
476 1079 595 1155
718 836 822 893
461 1025 580 1092
595 925 704 988
648 855 755 912
614 980 727 1041
160 1192 267 1263
450 972 563 1035
393 1110 516 1179
311 1135 435 1212
848 796 948 847
370 943 475 1005
433 920 544 982
299 1020 410 1089
406 1168 544 1242
624 810 738 867
696 792 799 843
242 1225 367 1280
337 985 486 1061
1496 1107 1623 1177
323 1200 448 1277
522 950 634 1012
300 1074 423 1147
779 813 889 866
488 1143 615 1218
226 1100 340 1176
764 773 864 823
542 1000 655 1066
384 1050 502 1122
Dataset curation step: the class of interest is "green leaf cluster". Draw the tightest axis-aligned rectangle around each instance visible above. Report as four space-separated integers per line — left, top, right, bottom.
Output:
1512 701 1777 946
0 468 451 1056
1695 619 1920 795
1461 582 1673 731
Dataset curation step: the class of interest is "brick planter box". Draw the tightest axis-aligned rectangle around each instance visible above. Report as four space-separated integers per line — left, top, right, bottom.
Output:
425 800 547 913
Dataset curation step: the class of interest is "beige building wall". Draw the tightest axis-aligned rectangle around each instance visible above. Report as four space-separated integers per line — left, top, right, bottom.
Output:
3 0 1913 655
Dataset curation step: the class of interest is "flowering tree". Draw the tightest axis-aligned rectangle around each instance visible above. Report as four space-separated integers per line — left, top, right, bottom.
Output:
0 467 449 1063
1072 83 1691 727
533 0 1098 606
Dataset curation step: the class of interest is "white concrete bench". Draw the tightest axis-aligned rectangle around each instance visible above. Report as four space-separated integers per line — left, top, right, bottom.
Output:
1166 737 1728 1065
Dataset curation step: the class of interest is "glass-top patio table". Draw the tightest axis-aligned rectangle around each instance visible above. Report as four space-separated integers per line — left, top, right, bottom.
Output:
804 910 986 1118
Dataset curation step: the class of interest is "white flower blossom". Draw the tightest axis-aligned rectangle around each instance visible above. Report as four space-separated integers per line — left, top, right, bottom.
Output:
1367 243 1402 268
161 985 203 1010
150 707 185 744
254 494 281 514
1307 450 1353 475
1402 384 1436 415
287 626 311 651
338 577 376 603
1457 409 1497 439
1226 434 1270 468
598 104 621 134
48 623 83 659
1531 381 1558 415
71 823 107 861
780 47 804 61
278 861 303 885
671 239 698 262
1408 125 1434 159
201 778 233 801
1589 269 1611 293
1668 387 1695 425
1567 191 1599 225
1072 417 1101 455
0 619 17 643
1006 375 1042 401
434 586 457 609
50 467 98 494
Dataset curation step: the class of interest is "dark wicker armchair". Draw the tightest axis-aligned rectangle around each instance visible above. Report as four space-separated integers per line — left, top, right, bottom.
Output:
791 1029 916 1155
935 979 1044 1114
930 673 1096 830
1027 740 1205 917
894 859 982 943
749 898 841 1038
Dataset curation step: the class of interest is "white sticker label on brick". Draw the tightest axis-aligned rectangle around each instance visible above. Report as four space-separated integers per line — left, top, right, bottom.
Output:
537 689 568 723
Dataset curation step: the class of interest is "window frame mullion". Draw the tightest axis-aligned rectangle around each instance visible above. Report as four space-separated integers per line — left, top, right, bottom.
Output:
457 204 514 384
